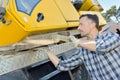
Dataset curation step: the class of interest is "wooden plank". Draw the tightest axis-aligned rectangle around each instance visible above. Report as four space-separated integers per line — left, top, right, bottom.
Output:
0 29 79 53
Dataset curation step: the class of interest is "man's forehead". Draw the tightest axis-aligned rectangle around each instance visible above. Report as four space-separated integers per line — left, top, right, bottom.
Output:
79 17 93 25
79 17 89 22
80 16 88 20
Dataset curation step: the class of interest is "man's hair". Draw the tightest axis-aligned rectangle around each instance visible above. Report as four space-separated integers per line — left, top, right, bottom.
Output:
79 14 99 29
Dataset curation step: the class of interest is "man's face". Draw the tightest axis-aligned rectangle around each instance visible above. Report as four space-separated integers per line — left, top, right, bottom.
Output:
78 16 93 37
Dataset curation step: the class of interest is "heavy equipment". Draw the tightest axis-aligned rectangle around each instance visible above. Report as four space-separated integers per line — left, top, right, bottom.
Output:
0 0 108 80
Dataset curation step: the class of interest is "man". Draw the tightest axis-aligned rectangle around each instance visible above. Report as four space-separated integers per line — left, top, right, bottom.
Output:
45 14 120 80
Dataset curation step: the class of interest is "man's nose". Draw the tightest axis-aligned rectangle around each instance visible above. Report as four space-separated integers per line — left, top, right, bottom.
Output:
77 26 81 30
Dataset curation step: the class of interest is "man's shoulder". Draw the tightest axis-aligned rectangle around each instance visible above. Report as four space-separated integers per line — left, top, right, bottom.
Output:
98 32 119 38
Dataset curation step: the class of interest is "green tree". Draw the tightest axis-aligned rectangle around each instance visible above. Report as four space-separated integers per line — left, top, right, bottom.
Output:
102 5 120 23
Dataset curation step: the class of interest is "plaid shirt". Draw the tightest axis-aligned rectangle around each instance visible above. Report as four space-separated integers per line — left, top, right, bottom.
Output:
57 32 120 80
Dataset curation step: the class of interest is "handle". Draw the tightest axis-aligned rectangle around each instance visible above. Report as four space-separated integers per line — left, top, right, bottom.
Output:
37 13 44 22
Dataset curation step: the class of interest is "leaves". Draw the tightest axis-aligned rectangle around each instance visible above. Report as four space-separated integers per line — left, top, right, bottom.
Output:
102 5 120 23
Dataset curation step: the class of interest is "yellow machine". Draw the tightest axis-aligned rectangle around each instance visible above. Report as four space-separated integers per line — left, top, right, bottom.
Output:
0 0 106 46
0 0 108 78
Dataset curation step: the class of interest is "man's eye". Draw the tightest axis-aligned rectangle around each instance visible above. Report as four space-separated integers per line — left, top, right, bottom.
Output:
80 24 83 26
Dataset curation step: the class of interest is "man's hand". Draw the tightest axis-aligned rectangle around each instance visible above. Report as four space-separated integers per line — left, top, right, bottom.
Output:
69 36 80 48
70 36 96 51
40 48 60 67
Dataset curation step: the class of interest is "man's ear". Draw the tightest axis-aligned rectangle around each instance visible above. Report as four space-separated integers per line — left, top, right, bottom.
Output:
92 22 96 28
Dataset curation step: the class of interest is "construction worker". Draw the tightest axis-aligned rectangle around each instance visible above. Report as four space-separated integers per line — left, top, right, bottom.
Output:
45 14 120 80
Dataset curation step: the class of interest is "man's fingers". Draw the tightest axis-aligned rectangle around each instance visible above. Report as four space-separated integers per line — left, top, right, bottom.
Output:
69 36 77 42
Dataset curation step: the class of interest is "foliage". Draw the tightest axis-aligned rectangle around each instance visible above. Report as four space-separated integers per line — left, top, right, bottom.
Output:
102 5 120 23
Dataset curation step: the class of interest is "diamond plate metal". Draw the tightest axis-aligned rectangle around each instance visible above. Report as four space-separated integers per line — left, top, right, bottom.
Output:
48 42 74 54
0 42 75 75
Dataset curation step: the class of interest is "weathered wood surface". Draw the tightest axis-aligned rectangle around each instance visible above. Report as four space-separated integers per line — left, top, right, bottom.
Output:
0 29 80 75
0 30 79 54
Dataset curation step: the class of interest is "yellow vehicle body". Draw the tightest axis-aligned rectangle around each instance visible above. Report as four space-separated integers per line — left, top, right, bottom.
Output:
0 0 106 46
79 0 103 11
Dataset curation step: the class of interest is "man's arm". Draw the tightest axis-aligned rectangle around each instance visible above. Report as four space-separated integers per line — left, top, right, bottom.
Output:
94 33 120 52
70 36 96 51
79 40 96 51
72 33 120 52
45 49 82 71
45 50 60 67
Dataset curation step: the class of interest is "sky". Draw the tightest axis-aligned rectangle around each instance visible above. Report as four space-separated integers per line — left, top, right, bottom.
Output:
98 0 120 12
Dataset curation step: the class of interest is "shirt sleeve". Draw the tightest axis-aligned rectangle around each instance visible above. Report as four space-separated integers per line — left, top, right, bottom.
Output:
95 32 120 53
56 49 83 71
